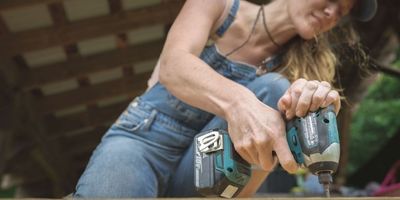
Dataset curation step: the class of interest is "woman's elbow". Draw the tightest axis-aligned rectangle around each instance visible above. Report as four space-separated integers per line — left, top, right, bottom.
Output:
159 49 188 87
158 55 173 86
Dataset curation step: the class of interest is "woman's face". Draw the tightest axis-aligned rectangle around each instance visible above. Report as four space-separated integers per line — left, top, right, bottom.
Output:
288 0 356 39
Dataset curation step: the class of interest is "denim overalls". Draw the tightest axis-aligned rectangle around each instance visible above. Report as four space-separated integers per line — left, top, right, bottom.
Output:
75 0 290 197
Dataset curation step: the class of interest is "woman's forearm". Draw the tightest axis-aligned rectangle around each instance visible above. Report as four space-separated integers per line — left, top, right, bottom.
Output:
159 49 255 119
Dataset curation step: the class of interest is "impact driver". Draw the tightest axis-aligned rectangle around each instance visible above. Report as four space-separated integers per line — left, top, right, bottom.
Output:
286 104 340 197
194 105 340 198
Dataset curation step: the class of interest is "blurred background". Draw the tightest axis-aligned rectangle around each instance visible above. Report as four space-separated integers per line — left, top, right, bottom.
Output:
0 0 399 198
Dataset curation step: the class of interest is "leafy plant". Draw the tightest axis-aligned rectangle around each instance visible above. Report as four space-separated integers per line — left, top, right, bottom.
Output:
348 58 400 174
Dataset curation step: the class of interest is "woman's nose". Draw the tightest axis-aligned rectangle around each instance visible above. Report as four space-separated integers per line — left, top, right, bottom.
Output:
323 3 340 22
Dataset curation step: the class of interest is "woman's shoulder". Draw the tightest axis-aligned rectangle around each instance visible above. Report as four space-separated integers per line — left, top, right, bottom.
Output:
207 0 233 35
182 0 227 13
210 0 260 38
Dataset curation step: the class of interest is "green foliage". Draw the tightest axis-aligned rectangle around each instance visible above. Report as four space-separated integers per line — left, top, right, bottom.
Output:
0 187 15 198
347 59 400 175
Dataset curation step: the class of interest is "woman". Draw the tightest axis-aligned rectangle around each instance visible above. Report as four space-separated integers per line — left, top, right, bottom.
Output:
75 0 377 197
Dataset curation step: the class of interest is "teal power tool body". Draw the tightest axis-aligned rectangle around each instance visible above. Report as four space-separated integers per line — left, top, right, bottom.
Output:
286 105 340 197
194 129 251 198
194 105 340 198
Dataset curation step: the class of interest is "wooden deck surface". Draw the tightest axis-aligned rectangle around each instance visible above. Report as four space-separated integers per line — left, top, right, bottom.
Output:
104 198 400 200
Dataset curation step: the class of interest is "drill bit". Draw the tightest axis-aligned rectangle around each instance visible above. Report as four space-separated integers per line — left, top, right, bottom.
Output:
318 172 333 198
323 183 330 198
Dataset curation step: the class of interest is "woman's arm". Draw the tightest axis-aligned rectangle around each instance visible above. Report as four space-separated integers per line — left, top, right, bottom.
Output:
160 0 296 169
159 0 297 196
159 0 245 118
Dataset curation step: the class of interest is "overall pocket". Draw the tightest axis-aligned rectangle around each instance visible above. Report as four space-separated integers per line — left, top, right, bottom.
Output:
114 100 151 133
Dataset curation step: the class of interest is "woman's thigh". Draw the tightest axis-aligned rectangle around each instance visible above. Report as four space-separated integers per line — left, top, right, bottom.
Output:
75 98 197 198
74 127 160 197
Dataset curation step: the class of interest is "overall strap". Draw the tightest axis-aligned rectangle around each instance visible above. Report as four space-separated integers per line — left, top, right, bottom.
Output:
215 0 240 37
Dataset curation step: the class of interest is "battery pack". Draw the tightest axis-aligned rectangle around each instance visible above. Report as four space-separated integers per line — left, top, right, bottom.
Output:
194 129 251 198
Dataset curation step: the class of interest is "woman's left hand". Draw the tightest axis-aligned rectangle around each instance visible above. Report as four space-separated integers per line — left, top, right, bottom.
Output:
277 78 341 120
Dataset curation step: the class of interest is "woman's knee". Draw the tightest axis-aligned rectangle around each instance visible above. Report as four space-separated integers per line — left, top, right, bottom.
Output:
246 73 290 110
74 137 158 198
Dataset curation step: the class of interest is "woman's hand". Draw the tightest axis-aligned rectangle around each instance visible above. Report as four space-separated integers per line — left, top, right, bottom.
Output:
225 96 298 174
277 79 341 120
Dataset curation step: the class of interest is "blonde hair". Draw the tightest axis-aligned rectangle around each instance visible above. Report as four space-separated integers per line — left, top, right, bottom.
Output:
278 34 337 84
276 24 365 88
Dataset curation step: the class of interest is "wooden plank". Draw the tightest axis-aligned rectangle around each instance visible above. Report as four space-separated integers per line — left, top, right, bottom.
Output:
22 39 163 89
34 73 150 114
0 16 9 35
371 59 400 78
46 100 129 134
0 0 63 11
0 0 182 57
47 2 68 26
108 0 123 14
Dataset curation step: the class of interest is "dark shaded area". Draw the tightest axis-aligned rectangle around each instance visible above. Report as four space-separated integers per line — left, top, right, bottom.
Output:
347 129 400 187
258 167 297 193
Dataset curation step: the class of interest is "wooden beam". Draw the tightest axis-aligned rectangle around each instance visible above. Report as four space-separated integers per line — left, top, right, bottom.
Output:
0 0 63 11
34 73 150 114
46 100 129 134
0 0 182 57
0 16 9 36
22 39 163 89
108 0 123 14
48 2 68 26
371 59 400 78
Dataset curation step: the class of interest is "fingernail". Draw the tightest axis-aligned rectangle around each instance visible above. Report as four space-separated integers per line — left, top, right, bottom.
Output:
290 162 299 174
286 112 292 119
310 106 317 112
296 110 303 117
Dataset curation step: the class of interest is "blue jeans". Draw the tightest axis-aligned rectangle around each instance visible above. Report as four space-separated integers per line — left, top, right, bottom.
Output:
74 72 290 198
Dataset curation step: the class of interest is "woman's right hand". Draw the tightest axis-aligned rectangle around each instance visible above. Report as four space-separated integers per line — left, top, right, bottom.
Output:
225 95 298 174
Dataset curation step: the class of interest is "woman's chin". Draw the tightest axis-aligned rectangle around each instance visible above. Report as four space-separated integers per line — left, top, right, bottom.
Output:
299 26 323 40
299 31 317 40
